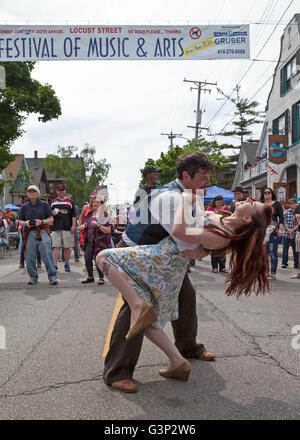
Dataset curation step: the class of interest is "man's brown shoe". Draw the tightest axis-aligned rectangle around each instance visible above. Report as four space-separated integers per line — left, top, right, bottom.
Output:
111 379 137 393
198 350 215 361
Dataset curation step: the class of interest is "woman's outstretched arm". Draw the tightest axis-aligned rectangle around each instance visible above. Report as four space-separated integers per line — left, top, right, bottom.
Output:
172 193 229 249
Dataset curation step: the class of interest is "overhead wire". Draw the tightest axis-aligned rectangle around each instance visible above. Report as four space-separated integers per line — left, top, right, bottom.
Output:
208 0 278 131
203 0 260 133
206 0 295 134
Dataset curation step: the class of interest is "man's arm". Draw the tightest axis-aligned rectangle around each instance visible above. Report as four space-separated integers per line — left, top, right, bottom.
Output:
17 207 28 227
35 217 54 226
18 219 30 227
68 201 76 233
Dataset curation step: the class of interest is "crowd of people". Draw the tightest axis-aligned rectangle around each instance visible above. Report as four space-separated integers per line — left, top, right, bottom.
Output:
0 184 129 284
1 151 300 394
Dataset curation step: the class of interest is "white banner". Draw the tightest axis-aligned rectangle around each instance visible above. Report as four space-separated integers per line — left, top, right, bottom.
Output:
0 24 250 61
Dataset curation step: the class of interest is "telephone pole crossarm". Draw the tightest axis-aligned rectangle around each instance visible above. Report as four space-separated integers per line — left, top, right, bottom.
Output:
184 79 217 139
161 130 182 150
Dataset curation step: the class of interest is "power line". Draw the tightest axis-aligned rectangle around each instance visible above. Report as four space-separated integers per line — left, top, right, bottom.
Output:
217 71 275 136
217 0 277 100
206 0 295 130
243 25 300 97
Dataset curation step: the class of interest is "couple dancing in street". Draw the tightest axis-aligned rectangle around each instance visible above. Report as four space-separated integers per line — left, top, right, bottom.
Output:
96 152 272 392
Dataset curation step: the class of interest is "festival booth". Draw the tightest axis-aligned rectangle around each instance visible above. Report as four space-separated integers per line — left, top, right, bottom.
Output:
204 186 234 203
5 204 20 211
0 204 20 212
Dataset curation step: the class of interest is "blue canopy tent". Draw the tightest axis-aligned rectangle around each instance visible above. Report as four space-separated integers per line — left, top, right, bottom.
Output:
204 186 234 203
4 203 20 211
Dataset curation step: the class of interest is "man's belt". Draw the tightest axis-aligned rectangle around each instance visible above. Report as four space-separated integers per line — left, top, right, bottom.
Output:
22 224 51 253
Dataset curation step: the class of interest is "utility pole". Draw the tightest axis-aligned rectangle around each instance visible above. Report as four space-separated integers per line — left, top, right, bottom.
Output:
0 66 6 214
184 79 217 140
161 130 182 150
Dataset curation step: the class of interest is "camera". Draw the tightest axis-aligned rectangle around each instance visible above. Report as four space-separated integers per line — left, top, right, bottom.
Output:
29 219 36 226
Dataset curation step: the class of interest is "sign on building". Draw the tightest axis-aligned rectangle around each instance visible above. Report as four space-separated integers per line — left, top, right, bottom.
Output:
0 24 250 61
268 135 287 164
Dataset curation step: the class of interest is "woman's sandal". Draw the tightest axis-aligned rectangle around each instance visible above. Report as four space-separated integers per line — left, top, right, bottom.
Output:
126 300 156 341
98 278 105 285
212 268 218 273
159 360 191 381
219 269 229 273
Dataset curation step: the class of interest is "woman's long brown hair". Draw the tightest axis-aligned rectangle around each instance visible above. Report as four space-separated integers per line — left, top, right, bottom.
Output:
204 206 273 298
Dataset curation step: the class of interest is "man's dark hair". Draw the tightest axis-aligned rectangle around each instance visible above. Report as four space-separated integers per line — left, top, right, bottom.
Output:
176 151 215 178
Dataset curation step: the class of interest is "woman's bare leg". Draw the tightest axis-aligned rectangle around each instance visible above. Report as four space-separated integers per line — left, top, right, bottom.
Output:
97 252 188 370
144 325 187 371
96 252 147 330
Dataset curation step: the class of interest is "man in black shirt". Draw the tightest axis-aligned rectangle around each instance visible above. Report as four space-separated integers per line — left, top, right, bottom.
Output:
133 165 161 210
230 186 246 213
50 184 76 272
18 185 57 285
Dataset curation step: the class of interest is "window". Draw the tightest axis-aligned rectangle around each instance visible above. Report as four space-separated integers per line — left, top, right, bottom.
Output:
273 113 286 135
280 56 297 94
292 101 300 143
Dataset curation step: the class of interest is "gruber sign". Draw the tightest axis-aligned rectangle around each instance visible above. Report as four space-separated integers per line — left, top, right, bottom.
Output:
0 24 250 61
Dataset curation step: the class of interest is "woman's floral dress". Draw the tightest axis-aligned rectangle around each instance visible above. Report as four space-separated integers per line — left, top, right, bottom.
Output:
103 237 189 329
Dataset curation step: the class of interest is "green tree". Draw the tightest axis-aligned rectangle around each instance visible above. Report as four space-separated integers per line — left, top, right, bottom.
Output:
216 85 264 146
139 136 237 188
0 62 61 149
44 144 111 206
0 61 61 208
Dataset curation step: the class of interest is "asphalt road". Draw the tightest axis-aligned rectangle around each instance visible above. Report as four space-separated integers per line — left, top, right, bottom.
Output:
0 253 299 420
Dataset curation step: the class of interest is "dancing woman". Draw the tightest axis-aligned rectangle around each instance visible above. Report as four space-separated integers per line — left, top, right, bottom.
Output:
97 195 272 381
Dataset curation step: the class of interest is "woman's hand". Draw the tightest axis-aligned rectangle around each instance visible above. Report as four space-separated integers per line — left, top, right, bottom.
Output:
91 221 99 227
78 224 85 230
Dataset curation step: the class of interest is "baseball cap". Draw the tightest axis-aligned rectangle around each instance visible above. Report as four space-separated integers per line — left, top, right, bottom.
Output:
142 165 162 177
234 186 243 193
27 185 40 195
56 184 65 191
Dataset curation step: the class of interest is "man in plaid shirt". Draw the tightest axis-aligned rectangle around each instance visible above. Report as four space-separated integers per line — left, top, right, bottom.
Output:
282 199 298 268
